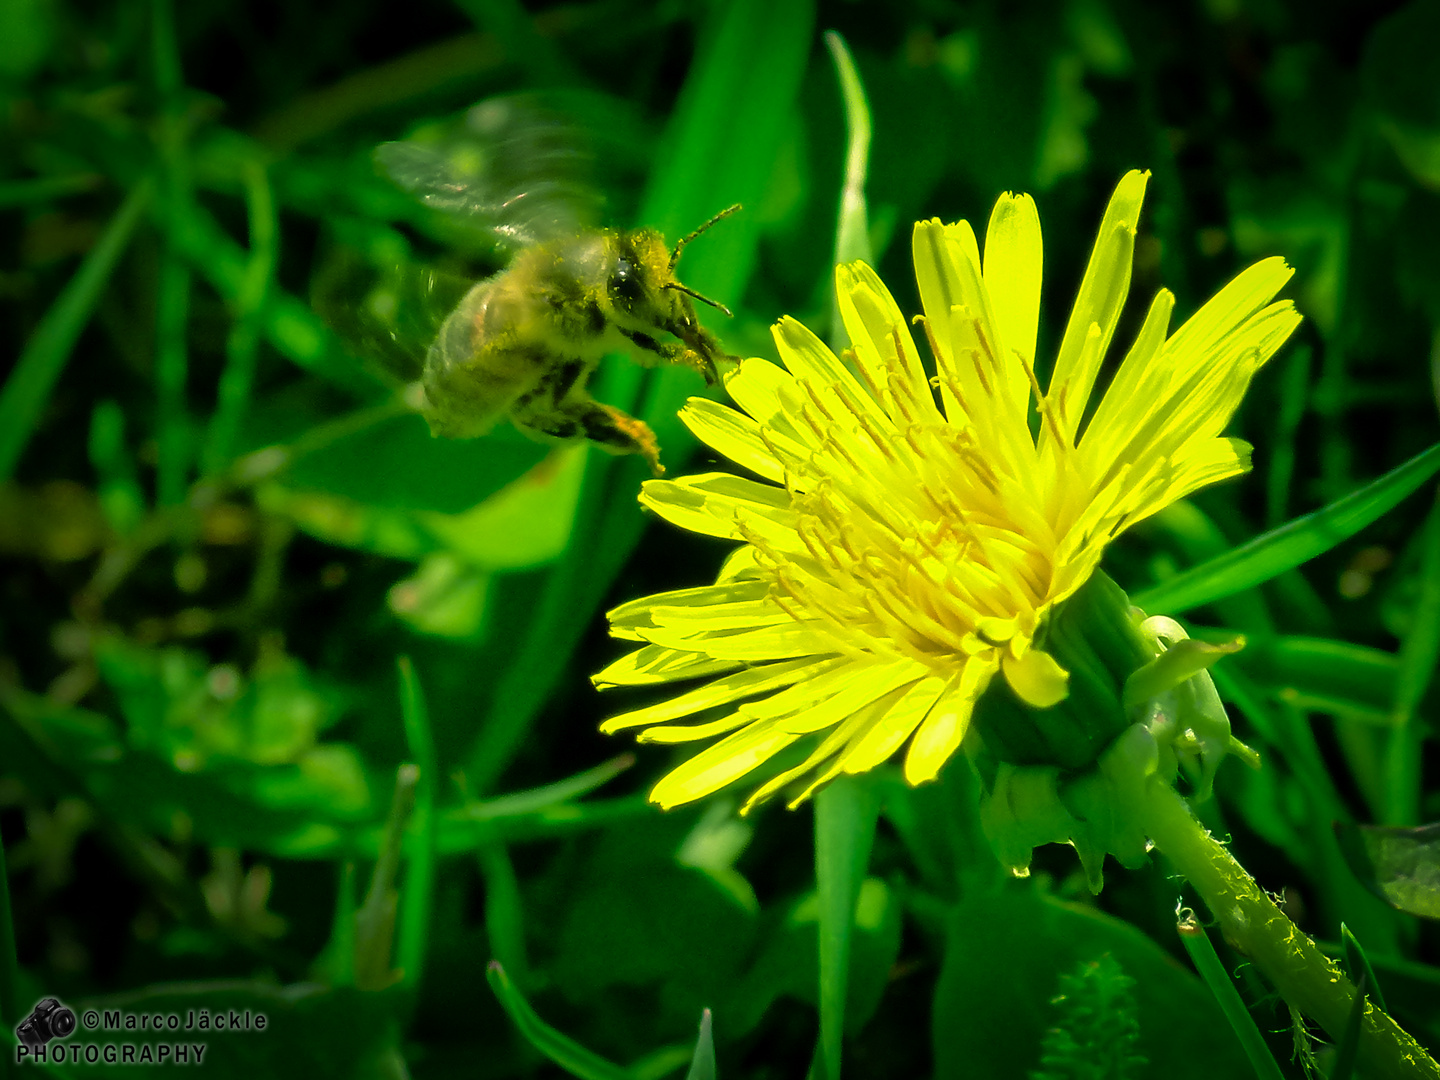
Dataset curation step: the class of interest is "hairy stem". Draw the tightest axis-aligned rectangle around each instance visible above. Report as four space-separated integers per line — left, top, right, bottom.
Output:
1138 778 1439 1080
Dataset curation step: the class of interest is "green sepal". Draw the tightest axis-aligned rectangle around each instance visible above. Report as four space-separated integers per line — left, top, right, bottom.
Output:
973 574 1259 892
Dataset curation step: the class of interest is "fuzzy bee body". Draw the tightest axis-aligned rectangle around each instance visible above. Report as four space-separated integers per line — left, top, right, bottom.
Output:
420 224 731 472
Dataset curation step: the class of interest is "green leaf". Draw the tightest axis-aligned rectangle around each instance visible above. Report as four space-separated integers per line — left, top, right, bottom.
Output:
932 884 1252 1080
265 410 546 515
1134 441 1440 615
1335 821 1440 919
1 675 371 853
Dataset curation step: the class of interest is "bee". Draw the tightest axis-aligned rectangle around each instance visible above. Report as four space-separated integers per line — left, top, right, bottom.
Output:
368 106 739 475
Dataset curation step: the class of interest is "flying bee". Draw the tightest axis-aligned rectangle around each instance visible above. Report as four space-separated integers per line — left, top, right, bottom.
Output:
361 102 739 475
413 204 739 474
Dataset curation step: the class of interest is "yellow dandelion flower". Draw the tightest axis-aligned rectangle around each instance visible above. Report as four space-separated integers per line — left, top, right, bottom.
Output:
593 170 1301 813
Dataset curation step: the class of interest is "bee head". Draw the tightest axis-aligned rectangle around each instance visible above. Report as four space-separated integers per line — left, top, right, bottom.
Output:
663 204 740 317
606 208 740 385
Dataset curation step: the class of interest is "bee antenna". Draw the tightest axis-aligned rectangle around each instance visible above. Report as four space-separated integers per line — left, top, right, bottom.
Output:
669 204 742 271
665 282 733 318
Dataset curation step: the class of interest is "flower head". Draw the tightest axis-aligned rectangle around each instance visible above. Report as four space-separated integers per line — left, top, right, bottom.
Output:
594 170 1300 812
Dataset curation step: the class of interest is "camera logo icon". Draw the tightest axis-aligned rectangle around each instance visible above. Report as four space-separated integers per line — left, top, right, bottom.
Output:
15 998 77 1048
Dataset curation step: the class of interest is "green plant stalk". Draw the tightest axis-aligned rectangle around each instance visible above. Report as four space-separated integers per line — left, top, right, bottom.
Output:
1138 778 1440 1080
814 775 880 1080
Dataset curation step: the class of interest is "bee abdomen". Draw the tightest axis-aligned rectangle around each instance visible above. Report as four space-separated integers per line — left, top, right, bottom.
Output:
420 280 539 438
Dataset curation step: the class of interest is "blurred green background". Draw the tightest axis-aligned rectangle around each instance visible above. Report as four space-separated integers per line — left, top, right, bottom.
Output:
1 0 1438 1076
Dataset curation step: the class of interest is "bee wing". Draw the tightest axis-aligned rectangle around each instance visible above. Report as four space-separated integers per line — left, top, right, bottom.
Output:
311 236 475 386
374 94 604 250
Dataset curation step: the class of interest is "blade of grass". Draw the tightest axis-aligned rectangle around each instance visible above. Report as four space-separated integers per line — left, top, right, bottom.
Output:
487 961 634 1080
1176 910 1286 1080
1134 441 1440 615
1265 344 1312 529
825 30 873 350
354 764 418 991
464 0 814 790
1149 500 1274 632
1341 923 1388 1013
1384 490 1440 826
478 842 528 987
1233 635 1399 720
395 656 437 996
1329 973 1370 1080
814 775 881 1080
685 1010 715 1080
205 158 278 475
463 753 633 821
0 179 152 483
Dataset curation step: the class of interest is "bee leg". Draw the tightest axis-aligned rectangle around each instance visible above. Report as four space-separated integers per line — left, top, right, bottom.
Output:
582 404 664 476
518 396 665 475
548 359 587 402
620 328 717 385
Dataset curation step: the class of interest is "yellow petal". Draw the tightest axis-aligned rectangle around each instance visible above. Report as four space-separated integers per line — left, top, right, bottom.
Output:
599 656 841 733
903 659 994 784
608 579 770 629
637 618 838 662
841 675 948 774
1163 256 1294 366
679 397 785 484
773 316 893 433
1048 169 1149 445
592 645 743 689
835 261 932 413
982 192 1043 373
639 473 798 546
1002 647 1070 708
649 721 802 808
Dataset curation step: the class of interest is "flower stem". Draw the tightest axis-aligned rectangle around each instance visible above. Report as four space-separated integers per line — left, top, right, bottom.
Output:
1136 777 1440 1080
